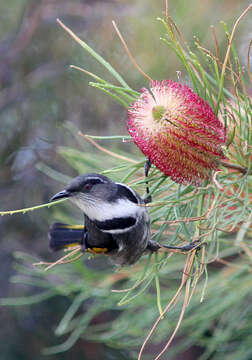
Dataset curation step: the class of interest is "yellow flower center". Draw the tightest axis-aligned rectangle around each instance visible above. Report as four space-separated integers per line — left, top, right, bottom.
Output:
152 105 166 122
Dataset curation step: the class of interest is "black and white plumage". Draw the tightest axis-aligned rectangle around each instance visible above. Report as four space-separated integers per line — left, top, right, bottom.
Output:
49 173 152 265
49 173 200 265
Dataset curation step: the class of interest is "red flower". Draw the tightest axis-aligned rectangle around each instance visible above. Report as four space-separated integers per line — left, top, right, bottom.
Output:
127 80 226 185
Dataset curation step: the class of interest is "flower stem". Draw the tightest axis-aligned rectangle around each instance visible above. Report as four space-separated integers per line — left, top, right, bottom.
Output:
219 160 251 175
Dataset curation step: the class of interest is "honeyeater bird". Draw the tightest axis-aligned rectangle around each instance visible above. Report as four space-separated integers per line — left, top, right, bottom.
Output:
49 173 199 265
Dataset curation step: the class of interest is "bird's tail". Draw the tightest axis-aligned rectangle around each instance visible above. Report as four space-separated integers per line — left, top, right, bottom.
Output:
49 223 84 251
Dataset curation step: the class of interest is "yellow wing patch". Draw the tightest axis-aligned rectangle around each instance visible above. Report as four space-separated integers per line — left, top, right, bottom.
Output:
87 247 108 254
64 243 80 248
63 225 85 230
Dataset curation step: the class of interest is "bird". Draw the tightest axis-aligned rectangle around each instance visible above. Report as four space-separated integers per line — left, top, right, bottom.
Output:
49 173 200 266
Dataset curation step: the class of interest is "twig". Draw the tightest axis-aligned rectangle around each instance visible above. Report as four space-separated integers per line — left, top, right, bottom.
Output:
0 198 66 216
33 246 82 271
154 277 191 360
70 65 105 82
221 4 252 80
127 175 145 185
157 245 197 254
158 198 218 225
111 273 150 293
248 38 252 81
212 171 224 191
195 42 237 78
159 213 208 225
197 225 217 241
79 132 138 164
196 44 219 63
165 0 175 40
188 246 206 305
211 25 221 67
220 160 251 175
170 18 190 51
112 20 152 82
216 4 252 111
138 251 196 360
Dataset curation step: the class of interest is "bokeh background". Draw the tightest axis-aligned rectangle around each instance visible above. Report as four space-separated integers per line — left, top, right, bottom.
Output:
0 0 250 359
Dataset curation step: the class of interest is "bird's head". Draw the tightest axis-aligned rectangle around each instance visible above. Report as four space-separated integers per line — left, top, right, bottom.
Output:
50 173 142 223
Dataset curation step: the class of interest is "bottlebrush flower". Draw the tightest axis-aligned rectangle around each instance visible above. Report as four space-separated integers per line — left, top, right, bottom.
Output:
127 80 226 185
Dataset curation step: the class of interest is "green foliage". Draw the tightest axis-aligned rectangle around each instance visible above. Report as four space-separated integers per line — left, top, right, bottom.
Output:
1 4 251 360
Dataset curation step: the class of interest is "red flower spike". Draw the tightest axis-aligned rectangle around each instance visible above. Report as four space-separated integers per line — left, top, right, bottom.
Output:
127 80 226 186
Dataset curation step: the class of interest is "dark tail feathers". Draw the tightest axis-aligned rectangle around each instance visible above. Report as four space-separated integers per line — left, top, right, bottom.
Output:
49 223 84 251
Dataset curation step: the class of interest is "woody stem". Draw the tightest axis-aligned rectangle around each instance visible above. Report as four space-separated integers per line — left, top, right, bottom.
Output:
220 160 251 175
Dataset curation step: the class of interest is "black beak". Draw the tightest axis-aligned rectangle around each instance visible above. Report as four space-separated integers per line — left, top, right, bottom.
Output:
50 190 72 202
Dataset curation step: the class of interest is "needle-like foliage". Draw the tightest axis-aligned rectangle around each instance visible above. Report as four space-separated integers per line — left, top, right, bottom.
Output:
1 3 251 360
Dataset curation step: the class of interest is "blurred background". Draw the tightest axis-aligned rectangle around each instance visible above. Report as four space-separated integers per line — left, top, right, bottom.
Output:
0 0 250 359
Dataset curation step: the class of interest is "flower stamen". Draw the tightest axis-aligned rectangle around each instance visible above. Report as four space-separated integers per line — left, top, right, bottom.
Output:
127 80 226 185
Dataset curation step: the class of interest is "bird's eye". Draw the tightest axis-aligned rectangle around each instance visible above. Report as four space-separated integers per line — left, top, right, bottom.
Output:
84 183 92 191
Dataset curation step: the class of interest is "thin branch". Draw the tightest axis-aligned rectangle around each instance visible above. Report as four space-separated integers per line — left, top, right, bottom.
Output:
210 25 221 67
187 246 206 305
111 272 150 293
248 38 252 81
221 4 252 80
57 18 130 89
165 0 169 23
216 4 252 111
154 278 191 360
195 41 238 78
112 20 152 82
70 65 105 83
157 245 198 255
220 160 251 175
159 213 208 225
165 0 175 40
138 252 195 360
158 198 218 225
127 175 145 185
79 132 138 164
197 44 219 63
170 18 190 51
0 198 66 216
33 246 82 271
212 171 224 191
